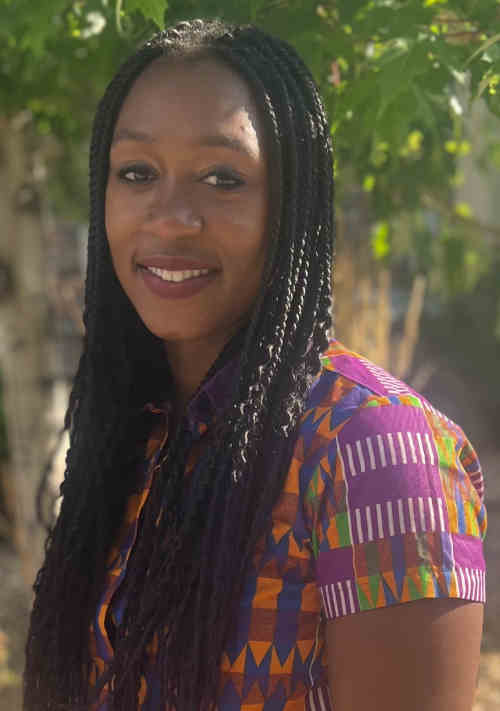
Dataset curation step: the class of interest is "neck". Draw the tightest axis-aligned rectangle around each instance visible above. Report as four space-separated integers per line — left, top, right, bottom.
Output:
164 326 245 419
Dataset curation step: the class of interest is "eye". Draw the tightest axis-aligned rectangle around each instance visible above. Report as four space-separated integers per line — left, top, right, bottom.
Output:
201 168 244 190
117 163 158 184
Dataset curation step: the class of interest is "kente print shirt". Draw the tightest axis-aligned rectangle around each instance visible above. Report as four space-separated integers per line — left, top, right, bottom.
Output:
89 339 487 710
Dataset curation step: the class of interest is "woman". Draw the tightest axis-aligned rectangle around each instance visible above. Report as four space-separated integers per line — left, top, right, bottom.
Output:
24 18 487 711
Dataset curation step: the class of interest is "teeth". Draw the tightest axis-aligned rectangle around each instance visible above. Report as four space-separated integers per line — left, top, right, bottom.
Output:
147 267 210 282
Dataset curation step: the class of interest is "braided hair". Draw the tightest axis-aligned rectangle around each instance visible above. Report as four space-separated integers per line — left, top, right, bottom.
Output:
24 18 334 711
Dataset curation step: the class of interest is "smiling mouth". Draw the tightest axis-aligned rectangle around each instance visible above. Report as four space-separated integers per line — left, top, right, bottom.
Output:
141 266 212 283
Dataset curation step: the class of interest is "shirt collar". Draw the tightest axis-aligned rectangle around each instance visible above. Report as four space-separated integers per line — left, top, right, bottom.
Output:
185 354 240 435
143 350 241 438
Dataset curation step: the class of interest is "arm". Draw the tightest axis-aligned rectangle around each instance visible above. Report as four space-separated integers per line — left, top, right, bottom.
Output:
326 597 483 711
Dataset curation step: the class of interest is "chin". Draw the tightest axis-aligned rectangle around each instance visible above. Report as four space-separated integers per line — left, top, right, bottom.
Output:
139 316 214 344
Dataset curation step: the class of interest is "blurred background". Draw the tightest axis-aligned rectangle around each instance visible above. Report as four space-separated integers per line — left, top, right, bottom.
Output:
0 1 499 708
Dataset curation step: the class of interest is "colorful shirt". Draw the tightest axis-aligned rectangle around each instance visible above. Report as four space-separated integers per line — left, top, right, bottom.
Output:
89 339 487 710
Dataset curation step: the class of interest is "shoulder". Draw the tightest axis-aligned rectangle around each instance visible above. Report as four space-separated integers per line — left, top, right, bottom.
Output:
306 337 451 422
292 337 487 541
300 339 481 483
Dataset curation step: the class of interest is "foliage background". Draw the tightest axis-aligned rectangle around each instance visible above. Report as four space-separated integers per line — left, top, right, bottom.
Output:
2 0 500 408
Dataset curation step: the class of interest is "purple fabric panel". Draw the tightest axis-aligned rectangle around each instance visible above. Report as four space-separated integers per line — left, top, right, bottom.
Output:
316 550 360 619
316 547 355 586
452 532 486 571
337 405 444 506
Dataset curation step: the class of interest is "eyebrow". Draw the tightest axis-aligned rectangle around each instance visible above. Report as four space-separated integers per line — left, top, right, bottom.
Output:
112 128 256 157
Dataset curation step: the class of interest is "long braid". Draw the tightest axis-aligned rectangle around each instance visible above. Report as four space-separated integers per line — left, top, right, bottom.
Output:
24 19 335 711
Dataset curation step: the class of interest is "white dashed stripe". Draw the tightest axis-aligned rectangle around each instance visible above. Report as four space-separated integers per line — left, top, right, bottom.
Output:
387 432 397 465
466 567 473 598
408 497 417 533
418 497 426 531
319 587 329 618
341 430 435 475
346 580 356 614
376 503 383 538
458 566 466 597
416 432 426 463
319 587 328 617
356 440 366 473
366 505 374 541
387 500 395 536
407 432 418 463
351 498 446 540
398 498 406 534
355 508 364 543
428 497 436 531
424 432 435 465
337 582 347 616
366 436 376 469
361 359 414 395
346 443 357 477
377 434 387 467
330 584 339 618
437 498 446 531
397 432 408 464
322 585 334 619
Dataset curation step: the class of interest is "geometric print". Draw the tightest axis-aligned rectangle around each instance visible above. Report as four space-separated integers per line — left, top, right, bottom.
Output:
349 496 448 542
88 338 487 711
339 429 437 475
359 356 420 396
455 565 486 602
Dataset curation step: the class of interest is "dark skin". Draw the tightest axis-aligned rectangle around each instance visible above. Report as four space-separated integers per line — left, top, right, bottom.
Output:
106 56 484 709
327 597 483 710
105 57 269 417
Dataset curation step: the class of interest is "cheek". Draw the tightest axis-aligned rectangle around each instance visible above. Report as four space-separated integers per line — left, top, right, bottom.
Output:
213 193 268 270
105 186 135 267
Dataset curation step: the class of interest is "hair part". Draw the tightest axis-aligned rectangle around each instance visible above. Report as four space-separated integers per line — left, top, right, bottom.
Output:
24 18 334 711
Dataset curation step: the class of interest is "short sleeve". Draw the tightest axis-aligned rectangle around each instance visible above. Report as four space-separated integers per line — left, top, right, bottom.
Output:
306 396 487 621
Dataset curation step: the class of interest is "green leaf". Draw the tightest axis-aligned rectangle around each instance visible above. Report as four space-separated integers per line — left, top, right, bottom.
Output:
465 32 500 68
455 202 474 218
363 174 376 192
371 221 391 260
124 0 167 28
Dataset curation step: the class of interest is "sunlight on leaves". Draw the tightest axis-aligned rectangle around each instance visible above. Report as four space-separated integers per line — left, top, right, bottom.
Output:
400 130 424 157
363 174 376 192
455 202 474 218
371 221 391 260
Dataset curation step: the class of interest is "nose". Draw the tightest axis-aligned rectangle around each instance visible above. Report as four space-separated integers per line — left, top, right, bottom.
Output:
146 181 203 234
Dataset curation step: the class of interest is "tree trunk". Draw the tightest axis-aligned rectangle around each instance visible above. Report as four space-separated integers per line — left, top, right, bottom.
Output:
334 186 425 379
0 116 51 591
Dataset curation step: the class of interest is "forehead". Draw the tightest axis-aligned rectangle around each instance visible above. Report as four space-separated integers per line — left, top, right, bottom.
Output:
113 56 264 157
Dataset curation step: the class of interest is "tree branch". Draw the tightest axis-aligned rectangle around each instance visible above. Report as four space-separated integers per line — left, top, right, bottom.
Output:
422 193 500 242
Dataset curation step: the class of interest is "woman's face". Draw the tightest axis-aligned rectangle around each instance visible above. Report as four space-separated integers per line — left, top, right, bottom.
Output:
105 56 269 348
